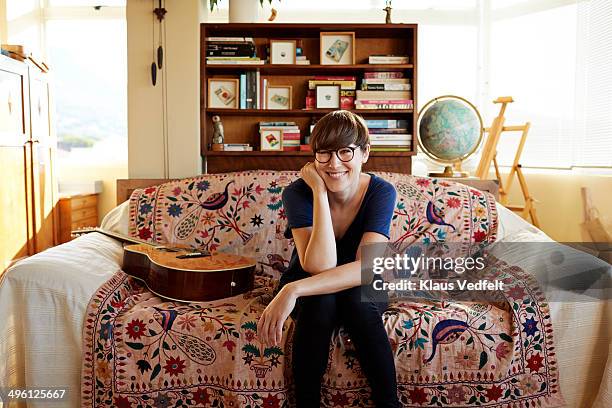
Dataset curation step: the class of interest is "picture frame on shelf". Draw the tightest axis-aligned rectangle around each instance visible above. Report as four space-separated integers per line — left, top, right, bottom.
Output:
266 85 292 110
270 40 297 64
260 127 283 151
320 32 355 65
315 84 341 109
207 78 239 109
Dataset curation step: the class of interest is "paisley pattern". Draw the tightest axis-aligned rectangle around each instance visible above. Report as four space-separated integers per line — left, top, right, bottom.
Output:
82 171 563 407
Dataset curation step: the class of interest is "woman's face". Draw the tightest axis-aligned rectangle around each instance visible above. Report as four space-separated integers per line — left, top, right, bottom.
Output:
314 144 370 193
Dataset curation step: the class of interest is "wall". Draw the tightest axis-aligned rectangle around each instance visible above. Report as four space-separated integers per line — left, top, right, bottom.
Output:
126 0 201 179
500 170 612 242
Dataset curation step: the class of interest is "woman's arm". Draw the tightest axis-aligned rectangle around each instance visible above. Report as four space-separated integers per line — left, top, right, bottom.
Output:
292 163 337 273
258 232 388 345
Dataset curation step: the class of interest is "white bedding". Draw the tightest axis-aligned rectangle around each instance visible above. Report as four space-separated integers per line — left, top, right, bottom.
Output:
1 204 610 407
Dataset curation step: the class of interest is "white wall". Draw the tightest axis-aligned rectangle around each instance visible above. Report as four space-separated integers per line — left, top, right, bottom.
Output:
126 0 201 179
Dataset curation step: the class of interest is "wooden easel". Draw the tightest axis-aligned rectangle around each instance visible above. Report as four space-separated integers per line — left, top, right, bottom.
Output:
475 97 540 228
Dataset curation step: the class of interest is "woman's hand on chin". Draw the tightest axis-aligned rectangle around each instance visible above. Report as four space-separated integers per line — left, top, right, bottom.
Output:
257 283 298 346
301 162 327 194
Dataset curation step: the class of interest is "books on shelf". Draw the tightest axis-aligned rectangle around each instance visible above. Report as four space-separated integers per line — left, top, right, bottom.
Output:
217 143 253 151
206 37 254 42
308 79 356 90
368 55 409 64
355 99 413 110
364 72 404 79
259 122 302 151
370 146 412 152
356 90 412 100
362 83 411 91
365 119 409 129
206 57 264 65
206 37 257 59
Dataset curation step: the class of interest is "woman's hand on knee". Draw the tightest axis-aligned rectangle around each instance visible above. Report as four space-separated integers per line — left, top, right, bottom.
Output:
257 283 298 346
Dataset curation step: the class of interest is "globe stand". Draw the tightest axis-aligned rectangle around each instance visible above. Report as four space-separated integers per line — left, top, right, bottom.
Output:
429 164 468 178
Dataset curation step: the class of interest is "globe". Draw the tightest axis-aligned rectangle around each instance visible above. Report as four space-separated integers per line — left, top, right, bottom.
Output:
417 96 484 177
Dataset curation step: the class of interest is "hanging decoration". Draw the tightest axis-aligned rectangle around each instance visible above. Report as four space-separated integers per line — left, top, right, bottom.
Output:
151 0 167 86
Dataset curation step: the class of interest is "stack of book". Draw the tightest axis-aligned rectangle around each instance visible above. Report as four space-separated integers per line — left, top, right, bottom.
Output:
296 43 310 65
305 76 356 109
365 119 412 152
368 55 409 64
259 122 301 151
217 143 253 152
356 72 412 110
206 37 264 65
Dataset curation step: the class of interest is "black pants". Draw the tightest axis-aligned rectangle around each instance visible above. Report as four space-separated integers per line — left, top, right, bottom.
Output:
291 285 399 408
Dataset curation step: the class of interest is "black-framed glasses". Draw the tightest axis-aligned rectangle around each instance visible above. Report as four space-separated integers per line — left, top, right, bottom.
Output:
314 146 360 163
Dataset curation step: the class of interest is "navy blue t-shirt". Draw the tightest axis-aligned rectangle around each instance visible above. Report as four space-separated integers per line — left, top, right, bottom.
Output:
279 173 397 288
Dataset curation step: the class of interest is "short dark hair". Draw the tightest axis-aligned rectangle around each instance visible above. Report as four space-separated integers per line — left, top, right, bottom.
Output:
309 110 369 152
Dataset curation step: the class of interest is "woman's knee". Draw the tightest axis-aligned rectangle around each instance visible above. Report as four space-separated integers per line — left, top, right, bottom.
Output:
295 293 337 328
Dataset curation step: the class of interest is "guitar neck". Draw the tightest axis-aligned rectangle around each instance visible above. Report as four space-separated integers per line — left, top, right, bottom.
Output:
72 227 153 246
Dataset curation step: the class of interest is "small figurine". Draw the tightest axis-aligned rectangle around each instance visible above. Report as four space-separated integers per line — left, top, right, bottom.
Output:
212 115 224 145
384 0 392 24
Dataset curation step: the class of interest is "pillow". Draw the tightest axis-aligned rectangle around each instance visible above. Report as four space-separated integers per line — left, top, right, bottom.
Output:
100 200 130 236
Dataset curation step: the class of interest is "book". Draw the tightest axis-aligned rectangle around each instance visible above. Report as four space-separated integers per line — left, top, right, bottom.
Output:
299 144 312 151
207 50 256 58
362 83 411 91
362 78 410 84
256 71 261 109
369 128 410 134
223 146 254 151
370 139 412 146
356 90 412 100
313 76 357 81
364 72 404 79
206 37 254 42
296 60 311 65
369 133 412 140
340 96 355 110
365 119 409 128
206 56 260 60
368 55 409 64
259 121 297 126
206 59 264 65
308 80 356 90
239 73 247 109
246 71 256 109
357 99 413 104
370 146 412 151
355 103 413 109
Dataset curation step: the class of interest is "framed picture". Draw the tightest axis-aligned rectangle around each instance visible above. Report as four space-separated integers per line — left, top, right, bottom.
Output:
320 32 355 65
270 40 296 64
266 85 292 110
316 84 341 109
260 128 283 151
207 78 239 109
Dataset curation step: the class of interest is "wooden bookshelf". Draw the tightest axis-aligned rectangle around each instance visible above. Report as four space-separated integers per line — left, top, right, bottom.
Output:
201 23 418 174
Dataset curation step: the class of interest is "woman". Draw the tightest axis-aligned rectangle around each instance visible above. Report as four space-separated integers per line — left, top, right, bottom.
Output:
257 110 400 407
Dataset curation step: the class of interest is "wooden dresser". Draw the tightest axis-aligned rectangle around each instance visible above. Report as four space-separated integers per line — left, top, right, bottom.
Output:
58 194 99 243
1 55 57 272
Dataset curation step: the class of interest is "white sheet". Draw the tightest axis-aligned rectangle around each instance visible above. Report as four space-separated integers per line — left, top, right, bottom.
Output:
1 207 610 407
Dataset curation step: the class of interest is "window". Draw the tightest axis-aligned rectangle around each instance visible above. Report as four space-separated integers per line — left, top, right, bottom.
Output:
46 18 127 164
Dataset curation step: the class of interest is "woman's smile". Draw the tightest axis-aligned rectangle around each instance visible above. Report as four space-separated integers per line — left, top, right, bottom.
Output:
325 170 348 179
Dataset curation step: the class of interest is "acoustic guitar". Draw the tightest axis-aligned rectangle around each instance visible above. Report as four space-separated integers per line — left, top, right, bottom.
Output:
72 228 256 302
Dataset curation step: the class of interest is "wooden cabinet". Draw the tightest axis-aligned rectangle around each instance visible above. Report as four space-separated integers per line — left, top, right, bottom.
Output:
0 55 57 272
58 194 99 244
201 23 418 174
